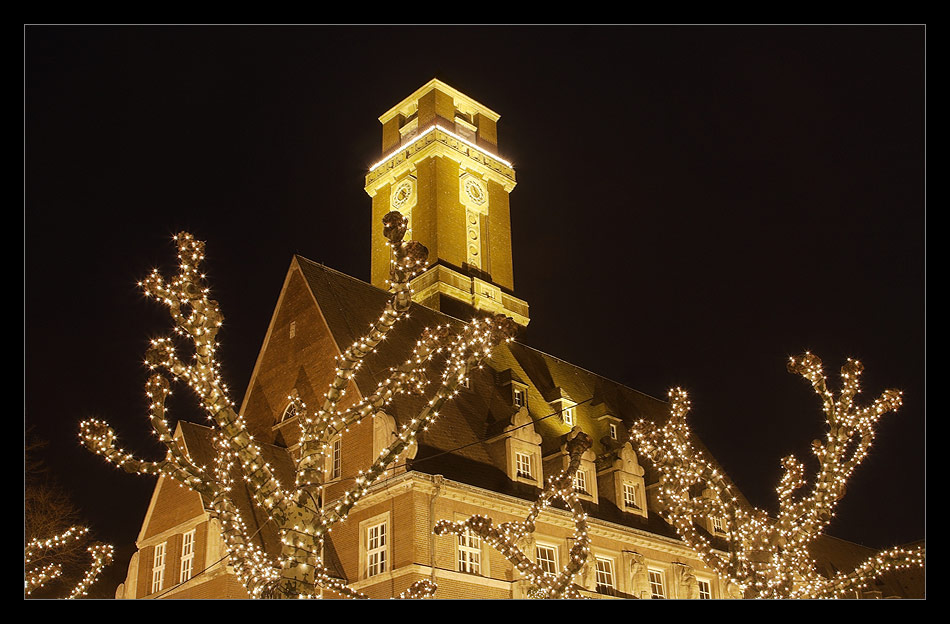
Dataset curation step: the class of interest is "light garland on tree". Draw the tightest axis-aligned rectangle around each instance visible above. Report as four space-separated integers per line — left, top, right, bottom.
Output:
79 212 517 599
67 543 115 599
435 429 593 599
25 525 113 598
630 352 925 599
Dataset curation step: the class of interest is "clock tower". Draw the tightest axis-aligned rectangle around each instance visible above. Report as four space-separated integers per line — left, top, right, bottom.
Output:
364 79 529 326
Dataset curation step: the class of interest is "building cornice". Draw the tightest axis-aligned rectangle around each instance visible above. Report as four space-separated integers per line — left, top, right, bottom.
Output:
330 470 721 562
365 125 516 195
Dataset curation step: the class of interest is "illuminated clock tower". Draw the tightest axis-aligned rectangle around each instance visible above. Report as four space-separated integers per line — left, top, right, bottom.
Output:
364 79 529 326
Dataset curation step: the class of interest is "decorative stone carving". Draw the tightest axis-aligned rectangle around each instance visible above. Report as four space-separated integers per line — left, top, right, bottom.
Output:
624 551 649 599
673 562 698 599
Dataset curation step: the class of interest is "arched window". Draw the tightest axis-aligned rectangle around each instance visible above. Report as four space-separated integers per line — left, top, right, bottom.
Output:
280 401 299 424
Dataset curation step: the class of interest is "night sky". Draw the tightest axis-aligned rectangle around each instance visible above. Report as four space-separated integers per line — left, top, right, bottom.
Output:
25 25 925 593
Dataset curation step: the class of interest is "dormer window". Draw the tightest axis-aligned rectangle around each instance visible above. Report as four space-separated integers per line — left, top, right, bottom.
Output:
513 387 526 408
553 429 599 503
623 482 641 510
495 407 543 488
561 405 575 427
515 451 533 479
608 422 618 440
703 489 728 535
573 469 590 494
601 442 648 519
549 395 577 428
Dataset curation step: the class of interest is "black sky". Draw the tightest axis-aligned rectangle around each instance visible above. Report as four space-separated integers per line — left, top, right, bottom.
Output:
25 25 925 593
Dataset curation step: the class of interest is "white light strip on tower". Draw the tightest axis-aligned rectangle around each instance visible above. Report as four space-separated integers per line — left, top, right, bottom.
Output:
369 123 512 172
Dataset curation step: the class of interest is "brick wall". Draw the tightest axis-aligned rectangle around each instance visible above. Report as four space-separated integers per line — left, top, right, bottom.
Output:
243 266 355 446
142 478 205 540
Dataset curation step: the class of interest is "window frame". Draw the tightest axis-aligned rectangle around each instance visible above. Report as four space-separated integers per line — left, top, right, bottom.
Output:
280 401 298 424
594 556 616 595
648 568 666 599
535 543 559 576
179 529 196 583
457 526 481 575
515 451 533 479
561 405 575 427
151 541 166 594
697 577 712 599
623 481 640 510
513 386 526 408
330 437 342 481
573 468 589 494
365 520 387 578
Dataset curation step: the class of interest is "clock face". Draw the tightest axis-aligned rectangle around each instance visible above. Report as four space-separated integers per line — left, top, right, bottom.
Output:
392 180 413 208
464 177 487 206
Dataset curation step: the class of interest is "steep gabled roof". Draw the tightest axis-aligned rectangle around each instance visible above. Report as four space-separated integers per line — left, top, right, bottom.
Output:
291 256 750 514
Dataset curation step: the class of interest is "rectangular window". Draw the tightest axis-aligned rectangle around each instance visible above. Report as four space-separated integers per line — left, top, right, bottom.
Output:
457 527 481 575
515 452 532 479
573 469 589 494
698 579 711 599
179 530 195 583
366 522 387 577
648 569 666 599
595 557 615 595
608 422 618 440
513 387 525 408
712 516 725 533
623 482 640 509
289 320 296 339
536 544 558 575
562 406 575 427
331 438 342 480
151 541 166 593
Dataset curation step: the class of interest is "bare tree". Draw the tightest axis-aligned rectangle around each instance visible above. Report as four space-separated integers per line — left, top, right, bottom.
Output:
631 352 924 598
79 213 518 599
25 432 114 598
25 434 82 555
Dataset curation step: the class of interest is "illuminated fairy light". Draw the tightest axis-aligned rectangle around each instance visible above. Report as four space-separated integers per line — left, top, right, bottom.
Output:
435 429 593 599
24 526 113 598
78 213 517 599
630 352 924 599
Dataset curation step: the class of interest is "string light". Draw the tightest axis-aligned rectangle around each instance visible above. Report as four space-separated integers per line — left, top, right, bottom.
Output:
630 352 924 598
24 525 114 598
78 213 517 599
